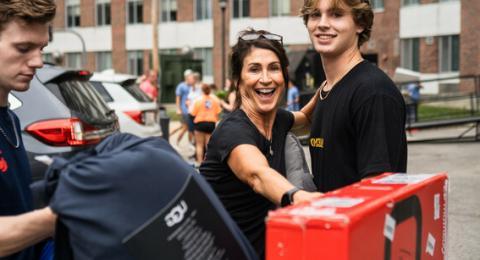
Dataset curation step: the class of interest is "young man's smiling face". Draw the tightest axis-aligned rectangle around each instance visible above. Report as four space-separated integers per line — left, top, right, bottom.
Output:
306 0 363 58
0 19 49 103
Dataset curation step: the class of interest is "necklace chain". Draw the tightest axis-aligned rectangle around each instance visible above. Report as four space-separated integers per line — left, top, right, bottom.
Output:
0 112 20 149
268 139 274 156
319 81 330 100
318 58 365 101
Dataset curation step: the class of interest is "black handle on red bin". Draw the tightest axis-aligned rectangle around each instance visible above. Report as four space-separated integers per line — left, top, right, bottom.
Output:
384 195 422 260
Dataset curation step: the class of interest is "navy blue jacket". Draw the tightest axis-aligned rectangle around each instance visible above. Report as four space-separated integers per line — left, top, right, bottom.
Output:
0 107 34 260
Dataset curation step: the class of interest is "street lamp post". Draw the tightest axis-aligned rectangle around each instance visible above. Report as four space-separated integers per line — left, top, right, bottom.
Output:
53 28 87 67
219 0 227 89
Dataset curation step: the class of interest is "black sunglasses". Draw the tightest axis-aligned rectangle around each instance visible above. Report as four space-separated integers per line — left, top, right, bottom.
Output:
239 32 283 45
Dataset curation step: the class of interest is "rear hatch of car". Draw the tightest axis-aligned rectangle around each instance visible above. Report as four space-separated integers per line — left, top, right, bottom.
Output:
27 69 119 147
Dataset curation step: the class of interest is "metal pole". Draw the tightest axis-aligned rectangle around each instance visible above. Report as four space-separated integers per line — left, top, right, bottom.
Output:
471 93 475 116
55 29 87 67
151 0 161 103
220 1 227 89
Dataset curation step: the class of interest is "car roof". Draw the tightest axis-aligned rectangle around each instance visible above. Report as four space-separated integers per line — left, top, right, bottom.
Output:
36 63 91 83
91 70 137 85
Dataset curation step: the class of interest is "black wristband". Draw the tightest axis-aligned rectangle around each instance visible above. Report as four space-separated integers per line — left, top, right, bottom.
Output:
281 187 300 207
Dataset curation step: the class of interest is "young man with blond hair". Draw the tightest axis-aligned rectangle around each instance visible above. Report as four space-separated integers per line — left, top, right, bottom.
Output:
0 0 57 258
301 0 407 192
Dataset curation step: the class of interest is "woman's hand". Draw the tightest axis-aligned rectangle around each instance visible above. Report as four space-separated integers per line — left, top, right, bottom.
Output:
292 190 323 205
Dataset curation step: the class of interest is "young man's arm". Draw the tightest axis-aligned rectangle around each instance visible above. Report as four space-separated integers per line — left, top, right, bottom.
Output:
0 207 56 257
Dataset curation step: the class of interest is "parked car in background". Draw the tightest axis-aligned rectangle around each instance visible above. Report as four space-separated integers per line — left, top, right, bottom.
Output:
90 72 162 138
9 64 119 182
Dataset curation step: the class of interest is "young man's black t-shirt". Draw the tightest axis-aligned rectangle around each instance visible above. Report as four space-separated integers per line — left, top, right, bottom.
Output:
0 107 35 260
200 109 294 257
309 60 407 192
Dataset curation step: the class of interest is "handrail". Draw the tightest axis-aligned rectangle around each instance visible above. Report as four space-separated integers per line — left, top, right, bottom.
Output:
395 74 479 85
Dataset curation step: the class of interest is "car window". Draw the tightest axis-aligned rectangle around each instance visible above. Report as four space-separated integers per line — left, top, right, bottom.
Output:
7 94 22 110
90 81 114 102
124 83 153 103
46 80 116 125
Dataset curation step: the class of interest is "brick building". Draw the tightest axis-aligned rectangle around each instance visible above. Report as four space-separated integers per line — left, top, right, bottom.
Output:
45 0 479 100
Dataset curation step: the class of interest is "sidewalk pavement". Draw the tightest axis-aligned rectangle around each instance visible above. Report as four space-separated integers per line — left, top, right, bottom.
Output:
168 120 196 163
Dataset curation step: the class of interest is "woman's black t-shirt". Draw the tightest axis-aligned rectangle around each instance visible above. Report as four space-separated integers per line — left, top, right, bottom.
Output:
200 108 294 257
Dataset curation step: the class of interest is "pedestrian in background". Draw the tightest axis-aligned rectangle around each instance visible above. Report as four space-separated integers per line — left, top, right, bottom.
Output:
0 0 57 258
200 28 322 258
220 78 237 114
139 69 158 102
171 69 195 145
301 0 407 193
286 80 300 111
187 71 203 112
190 83 221 164
407 81 422 123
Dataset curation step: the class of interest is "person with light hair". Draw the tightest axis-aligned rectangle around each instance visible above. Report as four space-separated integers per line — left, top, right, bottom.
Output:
171 69 196 146
300 0 407 192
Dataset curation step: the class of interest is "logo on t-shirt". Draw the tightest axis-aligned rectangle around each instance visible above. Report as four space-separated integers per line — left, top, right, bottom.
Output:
204 100 212 109
0 150 8 173
310 137 324 148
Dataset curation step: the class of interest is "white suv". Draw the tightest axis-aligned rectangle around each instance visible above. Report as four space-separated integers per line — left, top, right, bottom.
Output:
90 72 162 138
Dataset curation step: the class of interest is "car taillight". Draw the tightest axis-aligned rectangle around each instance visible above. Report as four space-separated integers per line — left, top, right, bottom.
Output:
78 70 91 76
26 118 104 146
124 110 143 125
124 110 157 126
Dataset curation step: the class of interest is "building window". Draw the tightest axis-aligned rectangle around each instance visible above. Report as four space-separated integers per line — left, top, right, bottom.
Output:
401 38 419 71
66 0 81 27
195 0 212 20
42 53 53 63
402 0 420 6
96 0 111 26
127 0 143 24
127 51 144 76
161 0 177 22
193 48 213 78
96 52 112 72
439 35 459 72
66 53 82 69
270 0 290 16
232 0 249 18
371 0 384 10
160 48 179 54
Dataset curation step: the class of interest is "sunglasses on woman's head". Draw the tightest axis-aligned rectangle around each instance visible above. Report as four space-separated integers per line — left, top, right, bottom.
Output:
239 32 283 45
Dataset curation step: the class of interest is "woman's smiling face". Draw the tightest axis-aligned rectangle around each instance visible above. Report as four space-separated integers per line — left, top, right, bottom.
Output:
238 47 285 115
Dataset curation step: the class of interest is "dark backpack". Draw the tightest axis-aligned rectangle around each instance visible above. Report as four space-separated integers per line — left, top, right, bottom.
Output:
42 133 257 260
